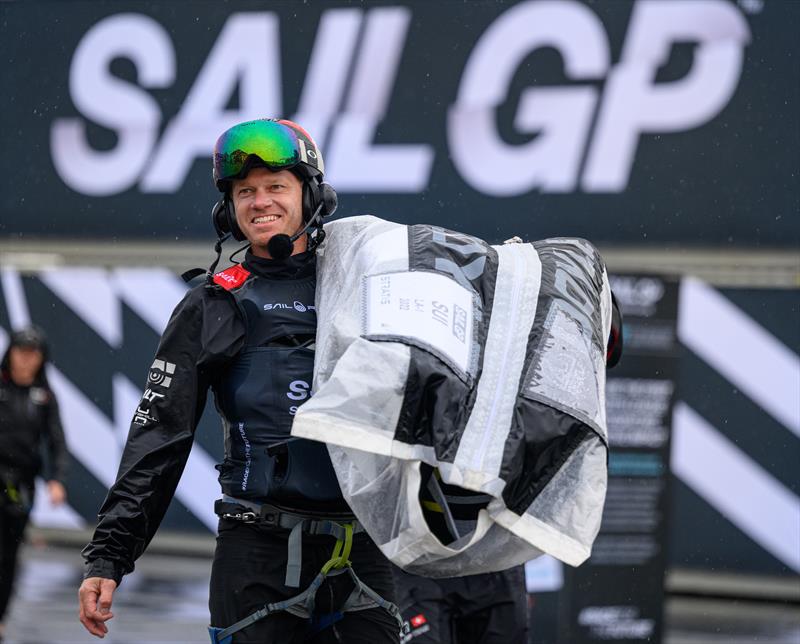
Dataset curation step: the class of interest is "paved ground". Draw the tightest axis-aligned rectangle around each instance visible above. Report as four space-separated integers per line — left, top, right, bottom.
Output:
4 545 210 644
3 544 799 643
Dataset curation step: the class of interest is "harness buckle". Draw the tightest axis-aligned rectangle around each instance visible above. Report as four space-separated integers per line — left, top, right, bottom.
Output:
222 511 258 523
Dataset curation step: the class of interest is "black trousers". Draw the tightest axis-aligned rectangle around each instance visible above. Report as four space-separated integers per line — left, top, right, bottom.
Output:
0 499 30 621
209 519 400 643
392 566 529 644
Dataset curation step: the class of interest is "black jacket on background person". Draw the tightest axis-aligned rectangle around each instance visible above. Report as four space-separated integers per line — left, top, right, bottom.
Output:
82 251 345 585
1 335 69 624
0 348 67 488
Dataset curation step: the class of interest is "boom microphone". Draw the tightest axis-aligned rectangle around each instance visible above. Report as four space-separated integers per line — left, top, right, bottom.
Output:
267 201 324 260
266 233 294 261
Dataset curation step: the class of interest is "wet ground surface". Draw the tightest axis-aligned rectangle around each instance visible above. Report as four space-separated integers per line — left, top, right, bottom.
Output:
3 544 799 643
5 545 209 644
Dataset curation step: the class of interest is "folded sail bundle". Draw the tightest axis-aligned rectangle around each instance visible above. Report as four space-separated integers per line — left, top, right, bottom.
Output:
293 215 613 577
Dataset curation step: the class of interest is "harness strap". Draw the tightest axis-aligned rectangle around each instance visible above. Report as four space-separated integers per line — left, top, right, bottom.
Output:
320 522 353 575
217 496 364 588
286 520 306 587
210 570 331 643
287 518 359 587
209 566 402 643
426 473 461 540
209 501 403 643
339 566 402 621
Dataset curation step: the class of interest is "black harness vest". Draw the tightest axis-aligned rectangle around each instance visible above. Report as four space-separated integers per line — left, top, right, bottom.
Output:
214 262 344 509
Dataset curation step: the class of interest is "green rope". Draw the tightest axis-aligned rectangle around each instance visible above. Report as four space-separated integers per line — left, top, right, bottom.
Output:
339 523 353 565
4 482 20 504
321 522 354 574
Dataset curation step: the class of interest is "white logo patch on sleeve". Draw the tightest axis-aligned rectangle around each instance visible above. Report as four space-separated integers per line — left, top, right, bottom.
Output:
148 359 176 388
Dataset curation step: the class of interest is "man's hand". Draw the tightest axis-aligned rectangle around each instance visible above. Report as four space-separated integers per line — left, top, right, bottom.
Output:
78 577 117 638
47 480 67 506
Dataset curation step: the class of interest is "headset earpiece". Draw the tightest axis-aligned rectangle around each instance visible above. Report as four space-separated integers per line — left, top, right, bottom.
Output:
304 177 338 222
211 195 245 241
301 184 315 223
211 199 228 237
318 182 338 218
226 199 245 241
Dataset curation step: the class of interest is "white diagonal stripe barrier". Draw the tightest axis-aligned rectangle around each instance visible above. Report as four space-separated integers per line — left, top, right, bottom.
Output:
40 267 122 348
1 267 31 329
673 402 800 571
113 268 188 334
679 276 800 435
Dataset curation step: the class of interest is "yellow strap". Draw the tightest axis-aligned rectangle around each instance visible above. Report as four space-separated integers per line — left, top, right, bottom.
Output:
339 523 353 565
421 499 444 514
5 483 19 504
320 522 355 574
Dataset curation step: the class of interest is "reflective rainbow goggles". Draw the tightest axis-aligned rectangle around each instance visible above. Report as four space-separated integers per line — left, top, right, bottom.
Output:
212 118 324 189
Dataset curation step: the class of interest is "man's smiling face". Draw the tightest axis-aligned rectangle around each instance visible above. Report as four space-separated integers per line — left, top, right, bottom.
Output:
231 167 306 258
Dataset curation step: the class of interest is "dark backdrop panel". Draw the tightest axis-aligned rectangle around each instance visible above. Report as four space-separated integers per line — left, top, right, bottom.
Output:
1 0 798 246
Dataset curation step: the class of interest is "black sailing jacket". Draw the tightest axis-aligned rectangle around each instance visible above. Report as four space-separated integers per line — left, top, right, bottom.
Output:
0 350 68 485
83 251 344 585
82 247 623 584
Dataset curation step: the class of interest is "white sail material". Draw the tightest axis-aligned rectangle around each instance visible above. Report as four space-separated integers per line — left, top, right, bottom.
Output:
293 215 612 577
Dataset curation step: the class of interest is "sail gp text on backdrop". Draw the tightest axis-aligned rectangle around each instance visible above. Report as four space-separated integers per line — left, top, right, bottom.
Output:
51 0 749 197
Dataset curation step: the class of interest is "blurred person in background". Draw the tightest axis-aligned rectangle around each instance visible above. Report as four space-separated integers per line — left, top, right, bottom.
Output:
0 326 68 642
78 118 401 643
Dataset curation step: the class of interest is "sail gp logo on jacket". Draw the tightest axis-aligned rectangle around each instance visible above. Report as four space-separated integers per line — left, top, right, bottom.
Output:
133 388 165 426
148 359 176 388
134 359 176 426
263 301 316 313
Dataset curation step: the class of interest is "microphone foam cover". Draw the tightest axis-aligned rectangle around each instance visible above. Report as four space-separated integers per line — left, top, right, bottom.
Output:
267 234 294 260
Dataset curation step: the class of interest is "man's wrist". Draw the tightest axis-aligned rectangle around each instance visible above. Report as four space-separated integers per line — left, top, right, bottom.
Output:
84 559 123 586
